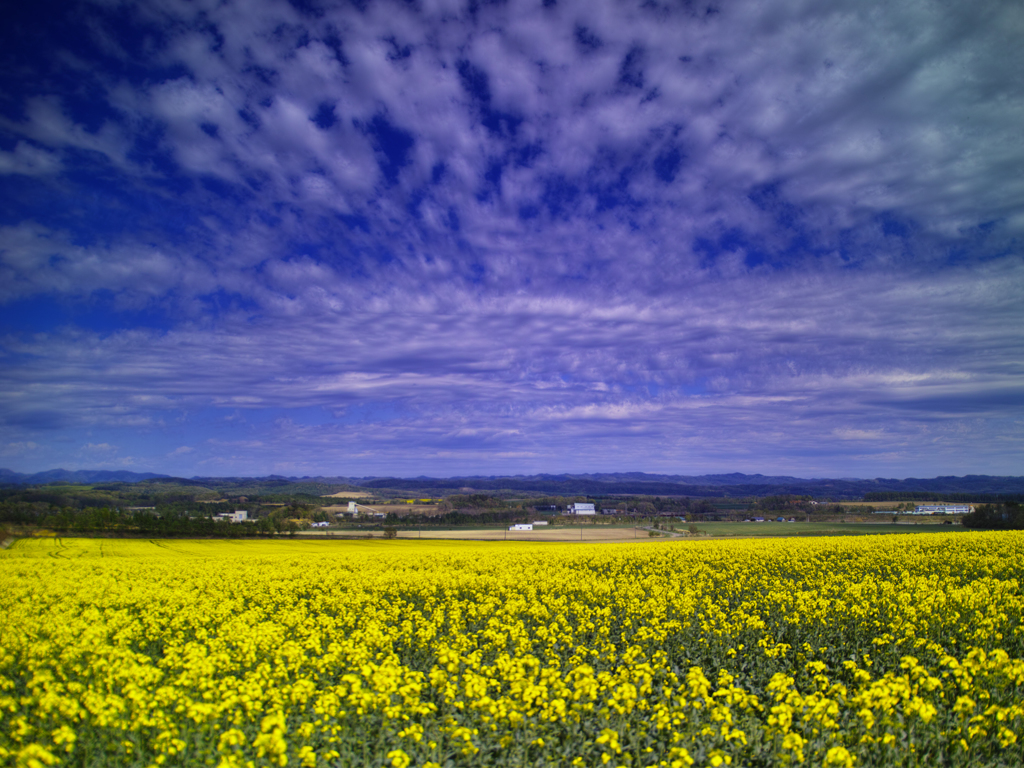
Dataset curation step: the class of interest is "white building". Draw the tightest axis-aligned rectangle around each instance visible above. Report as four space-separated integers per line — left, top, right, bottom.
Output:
567 503 596 515
310 521 330 528
509 524 533 531
214 510 248 523
914 504 972 515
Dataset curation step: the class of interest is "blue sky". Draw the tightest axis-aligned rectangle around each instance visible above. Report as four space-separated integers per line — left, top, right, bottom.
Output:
1 0 1022 478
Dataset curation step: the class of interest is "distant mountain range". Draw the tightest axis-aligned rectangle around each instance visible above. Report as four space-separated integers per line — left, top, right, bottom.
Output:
2 468 1023 499
0 468 172 485
342 473 1024 498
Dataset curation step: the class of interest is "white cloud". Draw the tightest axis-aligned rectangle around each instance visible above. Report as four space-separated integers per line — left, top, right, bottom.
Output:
832 428 884 441
0 142 62 176
0 441 40 458
0 96 131 170
0 222 210 303
2 255 1021 475
81 442 117 453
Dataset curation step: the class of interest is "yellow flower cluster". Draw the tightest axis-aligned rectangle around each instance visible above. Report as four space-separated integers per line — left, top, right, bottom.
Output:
1 533 1022 767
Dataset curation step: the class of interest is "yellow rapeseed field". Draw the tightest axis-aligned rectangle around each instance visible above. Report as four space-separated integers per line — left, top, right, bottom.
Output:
1 533 1022 767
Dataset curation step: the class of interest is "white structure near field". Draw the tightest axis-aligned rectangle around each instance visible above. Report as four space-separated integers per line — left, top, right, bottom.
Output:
914 504 972 515
214 510 248 523
343 501 385 517
567 503 596 515
509 524 533 531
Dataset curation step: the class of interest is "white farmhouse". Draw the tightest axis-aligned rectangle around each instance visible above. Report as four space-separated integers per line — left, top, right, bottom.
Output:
509 524 534 531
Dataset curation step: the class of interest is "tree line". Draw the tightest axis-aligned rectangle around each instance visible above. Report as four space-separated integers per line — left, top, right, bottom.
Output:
961 503 1024 530
864 491 1024 503
0 500 325 536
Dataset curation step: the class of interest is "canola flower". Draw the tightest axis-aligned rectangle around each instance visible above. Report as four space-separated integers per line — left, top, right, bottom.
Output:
1 533 1022 767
